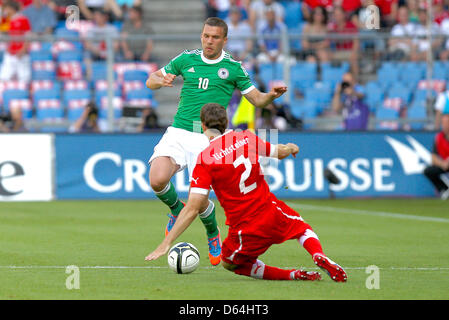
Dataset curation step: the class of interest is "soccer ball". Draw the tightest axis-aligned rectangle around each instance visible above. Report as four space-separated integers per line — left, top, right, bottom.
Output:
167 242 200 274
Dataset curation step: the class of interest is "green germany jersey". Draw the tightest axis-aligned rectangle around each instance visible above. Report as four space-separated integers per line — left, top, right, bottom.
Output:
161 49 255 132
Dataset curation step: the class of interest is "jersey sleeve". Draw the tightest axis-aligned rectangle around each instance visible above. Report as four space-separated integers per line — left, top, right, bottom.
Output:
190 157 212 195
161 50 185 76
235 63 255 95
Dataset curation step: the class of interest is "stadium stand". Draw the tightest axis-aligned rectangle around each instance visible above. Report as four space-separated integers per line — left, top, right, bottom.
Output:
0 0 446 132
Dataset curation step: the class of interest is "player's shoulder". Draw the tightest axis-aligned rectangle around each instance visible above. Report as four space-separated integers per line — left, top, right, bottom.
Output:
222 51 244 66
171 49 201 61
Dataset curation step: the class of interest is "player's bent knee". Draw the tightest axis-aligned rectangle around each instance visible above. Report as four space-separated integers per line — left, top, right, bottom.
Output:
149 176 170 192
221 260 238 272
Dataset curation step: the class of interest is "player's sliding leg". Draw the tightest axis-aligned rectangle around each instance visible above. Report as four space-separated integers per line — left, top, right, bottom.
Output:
298 228 348 282
223 259 321 281
198 200 222 266
149 157 184 236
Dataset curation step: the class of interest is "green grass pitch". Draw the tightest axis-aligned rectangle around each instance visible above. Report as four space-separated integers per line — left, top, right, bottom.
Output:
0 199 448 300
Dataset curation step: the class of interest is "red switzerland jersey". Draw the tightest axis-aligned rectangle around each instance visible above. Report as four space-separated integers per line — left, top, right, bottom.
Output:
191 130 275 230
8 14 31 55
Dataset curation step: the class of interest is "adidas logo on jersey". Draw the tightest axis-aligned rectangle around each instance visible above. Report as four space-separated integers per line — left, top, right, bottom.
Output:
187 67 195 73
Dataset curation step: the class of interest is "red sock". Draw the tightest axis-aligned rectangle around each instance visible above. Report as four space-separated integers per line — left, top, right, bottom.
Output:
302 237 324 257
234 260 295 280
299 229 324 257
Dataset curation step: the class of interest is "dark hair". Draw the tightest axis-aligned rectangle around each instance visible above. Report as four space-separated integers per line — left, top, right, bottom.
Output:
203 17 228 38
3 0 20 12
131 5 143 16
200 103 228 134
310 6 328 25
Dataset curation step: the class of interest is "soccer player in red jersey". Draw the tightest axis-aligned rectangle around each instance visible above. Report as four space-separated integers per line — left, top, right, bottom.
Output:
146 103 347 282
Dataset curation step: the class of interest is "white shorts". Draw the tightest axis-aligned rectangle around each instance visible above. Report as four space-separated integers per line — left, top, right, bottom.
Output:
149 126 210 179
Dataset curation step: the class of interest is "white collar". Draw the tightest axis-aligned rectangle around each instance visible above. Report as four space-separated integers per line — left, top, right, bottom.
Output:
201 50 225 64
210 129 233 142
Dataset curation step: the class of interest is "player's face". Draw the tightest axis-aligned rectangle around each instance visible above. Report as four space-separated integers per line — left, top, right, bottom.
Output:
201 25 227 59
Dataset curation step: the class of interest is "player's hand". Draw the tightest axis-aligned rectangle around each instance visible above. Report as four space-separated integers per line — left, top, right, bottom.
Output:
270 86 287 99
161 73 176 87
287 143 299 158
145 243 170 261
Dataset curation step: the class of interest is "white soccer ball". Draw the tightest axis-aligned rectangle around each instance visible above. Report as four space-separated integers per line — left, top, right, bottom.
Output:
167 242 200 274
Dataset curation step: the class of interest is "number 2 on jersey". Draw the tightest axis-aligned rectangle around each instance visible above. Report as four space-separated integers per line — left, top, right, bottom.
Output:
198 77 209 90
233 155 257 194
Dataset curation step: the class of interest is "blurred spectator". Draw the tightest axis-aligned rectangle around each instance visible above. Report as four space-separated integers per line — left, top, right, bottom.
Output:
423 114 449 200
249 0 285 32
340 0 362 14
301 6 331 63
388 5 416 60
77 0 123 21
301 0 333 22
0 0 31 82
438 16 449 60
331 72 369 130
0 107 25 132
328 6 359 77
84 8 119 60
433 0 449 25
17 0 33 8
256 7 293 64
116 0 141 9
411 8 441 61
225 6 253 61
374 0 398 27
48 1 77 20
255 101 291 131
406 0 419 23
138 107 160 131
69 101 100 132
220 0 249 21
23 0 57 35
352 0 385 68
120 5 153 62
434 85 449 129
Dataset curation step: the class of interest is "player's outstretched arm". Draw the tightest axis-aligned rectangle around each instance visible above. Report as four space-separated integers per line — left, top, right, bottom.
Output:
273 143 299 160
146 69 176 90
243 85 287 108
145 193 208 261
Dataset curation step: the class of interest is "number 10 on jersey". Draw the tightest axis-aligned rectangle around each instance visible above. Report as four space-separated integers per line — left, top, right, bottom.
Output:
198 77 209 90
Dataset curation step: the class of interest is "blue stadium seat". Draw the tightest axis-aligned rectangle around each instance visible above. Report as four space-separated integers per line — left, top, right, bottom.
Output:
282 1 302 29
123 70 149 82
32 70 56 80
36 99 64 121
55 27 79 40
90 62 118 81
304 84 332 112
290 62 317 91
377 65 400 86
288 24 304 52
375 107 400 130
30 50 53 61
64 89 92 105
33 88 60 101
387 84 412 103
364 85 384 112
57 50 83 62
259 63 283 82
407 105 427 130
126 89 153 101
2 89 29 112
95 89 122 106
413 89 435 102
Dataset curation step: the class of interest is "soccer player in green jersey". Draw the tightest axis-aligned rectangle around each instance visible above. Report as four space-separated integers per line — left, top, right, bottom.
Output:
146 17 287 265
